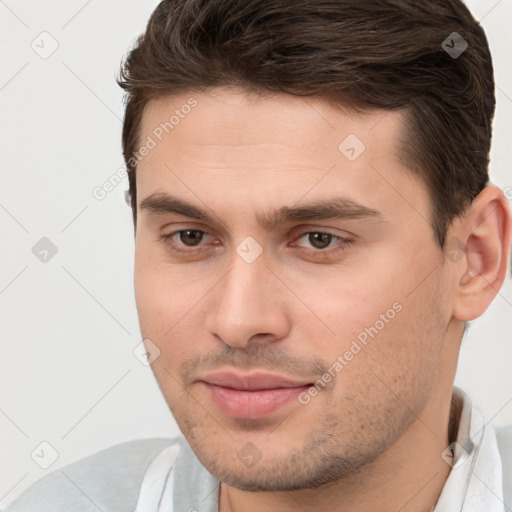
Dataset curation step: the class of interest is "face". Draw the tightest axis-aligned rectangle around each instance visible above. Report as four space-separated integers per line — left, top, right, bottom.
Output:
134 87 455 491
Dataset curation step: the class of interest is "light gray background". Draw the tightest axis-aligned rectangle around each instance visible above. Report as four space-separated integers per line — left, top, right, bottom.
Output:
1 0 511 506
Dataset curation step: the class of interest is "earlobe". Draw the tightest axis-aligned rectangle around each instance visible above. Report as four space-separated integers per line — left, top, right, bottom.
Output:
452 186 512 322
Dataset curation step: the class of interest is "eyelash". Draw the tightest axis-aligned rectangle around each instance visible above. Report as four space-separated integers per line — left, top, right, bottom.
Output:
160 228 353 256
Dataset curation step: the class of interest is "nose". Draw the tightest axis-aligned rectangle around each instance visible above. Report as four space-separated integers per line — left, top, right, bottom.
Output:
204 249 291 348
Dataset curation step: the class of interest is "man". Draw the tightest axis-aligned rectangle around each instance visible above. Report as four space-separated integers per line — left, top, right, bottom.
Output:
6 0 512 511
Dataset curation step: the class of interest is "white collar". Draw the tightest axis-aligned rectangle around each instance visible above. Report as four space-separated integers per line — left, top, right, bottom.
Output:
432 386 504 511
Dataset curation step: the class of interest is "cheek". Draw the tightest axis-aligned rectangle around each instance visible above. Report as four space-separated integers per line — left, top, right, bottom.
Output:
299 269 401 344
134 257 212 367
301 262 442 387
135 242 195 322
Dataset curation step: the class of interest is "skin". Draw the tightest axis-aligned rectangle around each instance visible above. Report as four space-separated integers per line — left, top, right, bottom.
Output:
133 86 511 512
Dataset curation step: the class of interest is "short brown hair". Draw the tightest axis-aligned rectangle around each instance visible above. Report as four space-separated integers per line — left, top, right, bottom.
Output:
118 0 495 247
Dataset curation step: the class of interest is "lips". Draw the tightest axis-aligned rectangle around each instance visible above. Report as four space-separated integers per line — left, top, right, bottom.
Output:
199 371 312 419
201 371 311 390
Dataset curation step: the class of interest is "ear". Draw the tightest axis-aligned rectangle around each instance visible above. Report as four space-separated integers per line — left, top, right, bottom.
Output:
451 186 512 322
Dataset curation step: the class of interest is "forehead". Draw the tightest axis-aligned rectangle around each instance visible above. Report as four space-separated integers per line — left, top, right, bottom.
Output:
135 87 428 228
139 87 402 154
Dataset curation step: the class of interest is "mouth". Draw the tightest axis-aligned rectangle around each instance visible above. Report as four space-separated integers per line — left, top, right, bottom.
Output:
199 371 313 419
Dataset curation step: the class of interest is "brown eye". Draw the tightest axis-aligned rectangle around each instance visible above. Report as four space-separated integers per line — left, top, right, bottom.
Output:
308 232 334 249
178 230 205 246
292 229 353 257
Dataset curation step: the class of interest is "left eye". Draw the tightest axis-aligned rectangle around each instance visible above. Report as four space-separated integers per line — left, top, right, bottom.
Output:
294 231 347 250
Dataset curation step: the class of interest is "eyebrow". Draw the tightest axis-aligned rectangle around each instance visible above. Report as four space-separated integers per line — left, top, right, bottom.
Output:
139 192 383 231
